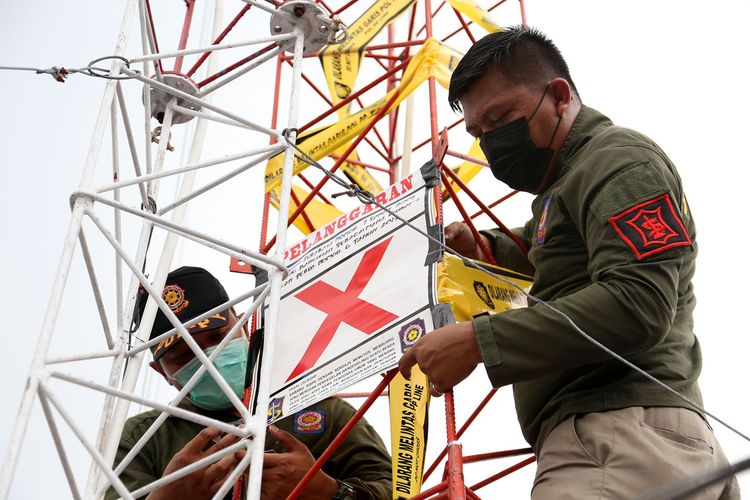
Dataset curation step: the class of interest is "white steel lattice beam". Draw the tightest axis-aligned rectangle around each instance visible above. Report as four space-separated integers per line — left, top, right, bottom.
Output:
2 1 309 499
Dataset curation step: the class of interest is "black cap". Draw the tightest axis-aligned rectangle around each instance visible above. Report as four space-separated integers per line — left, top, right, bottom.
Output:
135 266 230 360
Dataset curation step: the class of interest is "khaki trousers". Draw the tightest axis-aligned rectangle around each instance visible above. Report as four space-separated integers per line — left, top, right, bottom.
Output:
531 407 740 500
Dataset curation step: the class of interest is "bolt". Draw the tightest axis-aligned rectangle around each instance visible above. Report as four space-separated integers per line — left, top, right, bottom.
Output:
175 80 184 88
293 5 305 17
273 25 282 33
319 24 329 33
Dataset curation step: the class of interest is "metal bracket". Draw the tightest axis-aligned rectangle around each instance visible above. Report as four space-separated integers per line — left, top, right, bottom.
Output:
143 72 201 124
270 1 348 55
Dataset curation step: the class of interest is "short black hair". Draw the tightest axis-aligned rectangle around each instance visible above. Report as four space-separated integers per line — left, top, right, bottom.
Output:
448 26 578 112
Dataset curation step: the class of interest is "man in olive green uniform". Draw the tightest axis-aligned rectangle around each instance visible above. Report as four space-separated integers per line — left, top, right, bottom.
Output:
106 267 391 500
399 27 739 498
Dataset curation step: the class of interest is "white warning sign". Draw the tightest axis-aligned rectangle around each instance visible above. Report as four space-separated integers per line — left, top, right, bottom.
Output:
264 172 439 422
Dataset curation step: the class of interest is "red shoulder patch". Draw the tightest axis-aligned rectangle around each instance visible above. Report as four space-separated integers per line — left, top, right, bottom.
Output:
608 193 691 260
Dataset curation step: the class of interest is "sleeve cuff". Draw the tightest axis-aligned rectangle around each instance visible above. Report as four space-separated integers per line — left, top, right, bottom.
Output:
472 314 503 368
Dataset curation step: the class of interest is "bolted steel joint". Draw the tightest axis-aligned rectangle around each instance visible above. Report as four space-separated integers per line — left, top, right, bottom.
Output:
269 0 348 55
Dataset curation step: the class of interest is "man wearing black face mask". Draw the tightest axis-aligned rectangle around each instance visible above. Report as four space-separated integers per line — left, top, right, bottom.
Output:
399 27 739 498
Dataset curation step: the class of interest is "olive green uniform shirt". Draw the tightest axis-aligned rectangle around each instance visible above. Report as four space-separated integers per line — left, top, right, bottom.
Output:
473 106 703 453
106 398 391 499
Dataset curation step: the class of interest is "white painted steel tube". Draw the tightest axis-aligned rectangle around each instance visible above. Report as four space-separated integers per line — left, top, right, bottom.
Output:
0 3 137 497
81 198 286 273
41 386 135 500
115 83 150 206
124 284 267 357
122 68 281 139
78 230 115 349
195 46 281 98
105 289 270 487
157 150 279 215
170 105 258 128
130 33 293 63
46 349 121 365
94 143 282 194
129 441 250 498
49 372 255 438
38 391 82 500
246 27 306 500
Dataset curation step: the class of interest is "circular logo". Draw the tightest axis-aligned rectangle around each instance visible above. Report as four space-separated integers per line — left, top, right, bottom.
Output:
403 323 423 347
296 411 323 429
162 284 186 311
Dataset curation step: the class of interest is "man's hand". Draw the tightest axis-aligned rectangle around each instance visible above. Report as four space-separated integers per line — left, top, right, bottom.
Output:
398 322 483 396
147 427 246 500
261 426 338 500
445 221 492 261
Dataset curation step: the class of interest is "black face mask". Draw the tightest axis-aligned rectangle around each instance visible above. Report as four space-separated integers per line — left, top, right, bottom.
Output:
479 86 562 194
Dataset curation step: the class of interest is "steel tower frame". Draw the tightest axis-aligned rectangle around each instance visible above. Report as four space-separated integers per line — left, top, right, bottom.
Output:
1 1 536 498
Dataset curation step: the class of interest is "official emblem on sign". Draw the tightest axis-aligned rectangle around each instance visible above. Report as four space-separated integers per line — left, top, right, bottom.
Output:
162 284 189 314
399 319 425 352
537 196 552 245
473 281 495 309
609 193 691 260
293 410 326 434
267 396 284 423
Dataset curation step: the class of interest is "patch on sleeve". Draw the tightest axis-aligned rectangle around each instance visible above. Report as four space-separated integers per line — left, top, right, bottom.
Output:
608 193 691 259
293 409 326 434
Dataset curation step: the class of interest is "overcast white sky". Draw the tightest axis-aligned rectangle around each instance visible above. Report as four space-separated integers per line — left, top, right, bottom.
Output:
1 0 749 498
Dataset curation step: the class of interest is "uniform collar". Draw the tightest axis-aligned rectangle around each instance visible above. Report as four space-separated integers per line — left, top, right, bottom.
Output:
552 105 613 180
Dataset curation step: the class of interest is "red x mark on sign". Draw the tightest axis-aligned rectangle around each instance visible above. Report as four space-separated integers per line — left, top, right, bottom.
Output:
286 237 398 382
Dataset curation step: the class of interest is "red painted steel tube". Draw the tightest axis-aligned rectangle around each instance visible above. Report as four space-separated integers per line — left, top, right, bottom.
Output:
367 39 426 51
423 388 498 481
332 0 358 15
259 56 283 251
469 190 518 219
415 1 447 38
298 173 334 205
443 0 508 43
393 118 464 163
451 7 476 44
298 59 410 133
329 155 391 173
409 480 449 500
365 53 405 62
282 60 392 165
197 42 277 87
464 486 481 500
406 3 418 45
462 448 534 464
469 456 536 492
441 170 497 264
173 0 196 74
444 391 466 500
263 90 402 253
186 4 252 77
445 149 488 167
443 165 529 254
315 0 334 15
335 391 389 398
290 185 315 233
144 0 164 74
285 370 397 499
519 0 528 27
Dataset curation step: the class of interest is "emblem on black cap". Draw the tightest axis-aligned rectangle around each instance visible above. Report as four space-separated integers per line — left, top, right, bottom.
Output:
163 284 189 314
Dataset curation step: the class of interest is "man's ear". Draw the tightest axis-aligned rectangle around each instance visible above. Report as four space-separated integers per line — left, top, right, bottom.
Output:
548 78 572 116
231 307 251 337
149 359 172 384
